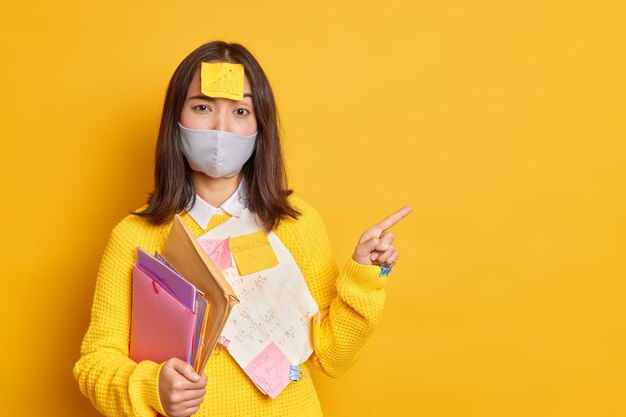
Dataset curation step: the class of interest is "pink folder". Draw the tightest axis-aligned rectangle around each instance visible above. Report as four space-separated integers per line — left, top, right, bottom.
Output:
129 264 196 364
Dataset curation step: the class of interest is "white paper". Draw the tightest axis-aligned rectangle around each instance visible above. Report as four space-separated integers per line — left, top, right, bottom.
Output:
199 209 319 368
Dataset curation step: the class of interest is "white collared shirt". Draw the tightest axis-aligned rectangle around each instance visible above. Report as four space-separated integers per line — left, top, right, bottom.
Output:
185 180 248 230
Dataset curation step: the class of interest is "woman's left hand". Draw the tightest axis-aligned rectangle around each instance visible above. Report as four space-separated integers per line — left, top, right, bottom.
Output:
352 206 412 266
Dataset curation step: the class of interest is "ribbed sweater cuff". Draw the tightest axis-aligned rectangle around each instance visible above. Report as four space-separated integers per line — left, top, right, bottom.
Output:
132 360 167 416
337 258 387 291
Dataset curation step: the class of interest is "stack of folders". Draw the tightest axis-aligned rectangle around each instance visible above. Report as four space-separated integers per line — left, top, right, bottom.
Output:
129 215 239 374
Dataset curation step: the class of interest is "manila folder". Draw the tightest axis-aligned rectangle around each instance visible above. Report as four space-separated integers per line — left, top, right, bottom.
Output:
163 214 239 374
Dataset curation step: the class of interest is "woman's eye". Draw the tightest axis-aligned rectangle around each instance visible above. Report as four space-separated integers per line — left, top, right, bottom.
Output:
234 108 250 116
193 105 210 112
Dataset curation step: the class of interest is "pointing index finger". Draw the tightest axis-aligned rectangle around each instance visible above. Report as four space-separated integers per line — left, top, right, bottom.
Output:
373 205 413 231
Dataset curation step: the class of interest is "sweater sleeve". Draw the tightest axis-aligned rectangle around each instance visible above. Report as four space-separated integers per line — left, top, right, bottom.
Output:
287 198 387 378
73 219 168 417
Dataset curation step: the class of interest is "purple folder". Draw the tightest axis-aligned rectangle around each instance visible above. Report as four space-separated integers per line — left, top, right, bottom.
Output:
136 247 196 312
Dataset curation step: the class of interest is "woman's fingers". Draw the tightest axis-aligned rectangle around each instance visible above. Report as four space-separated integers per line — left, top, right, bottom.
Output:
179 394 205 410
159 358 208 417
180 406 200 417
377 231 394 251
167 357 201 383
374 205 412 231
354 205 410 266
167 390 206 417
353 236 381 264
368 231 394 261
374 244 395 265
376 250 399 266
179 385 207 402
358 206 412 243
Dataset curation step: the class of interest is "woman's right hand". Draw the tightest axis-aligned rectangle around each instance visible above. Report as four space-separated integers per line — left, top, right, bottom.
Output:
158 358 207 417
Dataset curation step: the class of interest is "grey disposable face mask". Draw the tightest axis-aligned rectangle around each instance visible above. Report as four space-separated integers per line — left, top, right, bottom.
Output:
178 122 257 179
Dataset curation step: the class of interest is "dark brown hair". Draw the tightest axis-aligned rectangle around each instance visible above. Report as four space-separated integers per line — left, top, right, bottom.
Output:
133 41 299 230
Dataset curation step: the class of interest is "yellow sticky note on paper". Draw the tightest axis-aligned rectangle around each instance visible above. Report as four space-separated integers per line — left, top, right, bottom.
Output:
200 62 244 101
230 230 279 275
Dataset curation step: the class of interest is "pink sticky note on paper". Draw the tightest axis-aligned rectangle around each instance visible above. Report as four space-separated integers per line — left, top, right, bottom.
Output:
198 238 232 271
244 342 291 399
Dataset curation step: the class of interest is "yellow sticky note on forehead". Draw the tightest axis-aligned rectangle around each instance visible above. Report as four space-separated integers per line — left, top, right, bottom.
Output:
230 230 279 276
200 62 244 101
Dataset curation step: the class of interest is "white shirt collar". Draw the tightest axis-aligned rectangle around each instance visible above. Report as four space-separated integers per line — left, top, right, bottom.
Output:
185 180 248 229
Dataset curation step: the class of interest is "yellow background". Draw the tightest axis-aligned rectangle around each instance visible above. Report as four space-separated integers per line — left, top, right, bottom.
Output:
1 1 624 416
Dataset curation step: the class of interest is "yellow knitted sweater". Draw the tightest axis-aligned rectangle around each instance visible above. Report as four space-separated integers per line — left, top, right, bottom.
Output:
74 195 387 417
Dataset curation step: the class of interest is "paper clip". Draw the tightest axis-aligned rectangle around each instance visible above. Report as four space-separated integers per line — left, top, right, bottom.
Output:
289 365 302 381
379 262 396 277
215 336 230 355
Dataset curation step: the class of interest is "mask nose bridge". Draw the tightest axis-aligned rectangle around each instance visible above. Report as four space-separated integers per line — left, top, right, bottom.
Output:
207 102 231 132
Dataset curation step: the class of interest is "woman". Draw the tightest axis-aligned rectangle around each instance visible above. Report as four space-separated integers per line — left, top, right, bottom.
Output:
74 40 411 417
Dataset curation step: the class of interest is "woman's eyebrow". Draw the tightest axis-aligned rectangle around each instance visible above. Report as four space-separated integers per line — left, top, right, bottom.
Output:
188 95 214 101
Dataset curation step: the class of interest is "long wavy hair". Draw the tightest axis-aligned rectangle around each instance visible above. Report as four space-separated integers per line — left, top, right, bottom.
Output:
133 41 299 230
